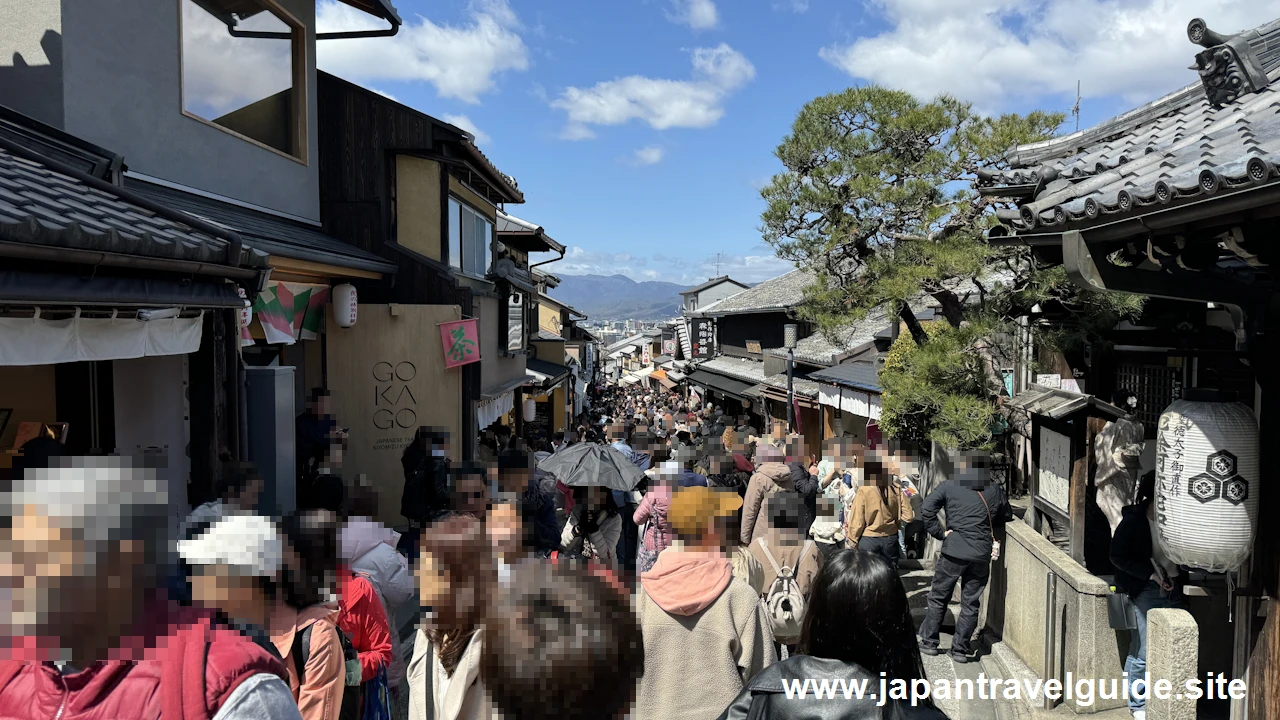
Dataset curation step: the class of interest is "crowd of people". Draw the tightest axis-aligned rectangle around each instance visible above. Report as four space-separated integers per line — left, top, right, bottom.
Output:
0 382 1024 720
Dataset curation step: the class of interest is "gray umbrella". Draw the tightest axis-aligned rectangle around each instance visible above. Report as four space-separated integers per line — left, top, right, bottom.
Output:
536 443 646 491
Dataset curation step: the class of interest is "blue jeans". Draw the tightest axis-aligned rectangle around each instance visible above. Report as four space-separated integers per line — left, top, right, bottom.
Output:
1123 582 1185 712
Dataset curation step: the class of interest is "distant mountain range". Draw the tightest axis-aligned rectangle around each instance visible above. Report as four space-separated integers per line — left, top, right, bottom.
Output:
547 274 691 321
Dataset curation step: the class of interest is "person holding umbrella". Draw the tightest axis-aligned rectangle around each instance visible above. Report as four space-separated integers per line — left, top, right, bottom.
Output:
539 442 647 568
561 486 622 565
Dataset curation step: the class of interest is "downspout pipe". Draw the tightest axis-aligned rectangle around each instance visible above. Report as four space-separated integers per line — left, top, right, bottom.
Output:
530 245 566 270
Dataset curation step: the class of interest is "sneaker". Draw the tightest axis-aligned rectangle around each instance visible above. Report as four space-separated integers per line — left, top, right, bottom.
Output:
950 651 973 664
918 642 940 656
1132 711 1146 720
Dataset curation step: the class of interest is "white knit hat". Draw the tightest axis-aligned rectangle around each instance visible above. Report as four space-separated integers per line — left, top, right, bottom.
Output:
178 513 284 578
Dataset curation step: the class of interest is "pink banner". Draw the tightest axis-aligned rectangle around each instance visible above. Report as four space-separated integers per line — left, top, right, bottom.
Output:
440 318 481 368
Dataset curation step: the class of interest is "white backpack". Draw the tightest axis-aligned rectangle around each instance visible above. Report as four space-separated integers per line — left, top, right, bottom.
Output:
756 538 813 641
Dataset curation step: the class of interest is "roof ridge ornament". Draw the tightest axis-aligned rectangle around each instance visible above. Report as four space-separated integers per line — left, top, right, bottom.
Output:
1189 17 1276 108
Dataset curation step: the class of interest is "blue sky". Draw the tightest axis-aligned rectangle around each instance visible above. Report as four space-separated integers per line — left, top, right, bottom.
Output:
316 0 1280 285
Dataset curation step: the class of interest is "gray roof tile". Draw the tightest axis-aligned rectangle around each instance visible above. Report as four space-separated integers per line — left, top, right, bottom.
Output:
696 269 814 316
699 356 821 398
980 20 1280 233
0 144 268 267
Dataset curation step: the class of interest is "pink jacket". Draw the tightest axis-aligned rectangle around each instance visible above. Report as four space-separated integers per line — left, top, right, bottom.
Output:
634 485 673 553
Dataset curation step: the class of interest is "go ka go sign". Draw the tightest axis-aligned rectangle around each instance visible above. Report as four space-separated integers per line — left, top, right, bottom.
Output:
440 318 481 368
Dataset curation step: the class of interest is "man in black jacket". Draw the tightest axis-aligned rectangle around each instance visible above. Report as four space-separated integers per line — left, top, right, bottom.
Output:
917 451 1013 663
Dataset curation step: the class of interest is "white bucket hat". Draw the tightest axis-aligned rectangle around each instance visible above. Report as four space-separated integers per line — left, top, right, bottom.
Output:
178 513 284 578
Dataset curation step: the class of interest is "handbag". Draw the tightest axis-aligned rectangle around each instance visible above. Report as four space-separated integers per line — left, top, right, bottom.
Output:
361 664 392 720
1106 588 1138 630
977 489 1001 562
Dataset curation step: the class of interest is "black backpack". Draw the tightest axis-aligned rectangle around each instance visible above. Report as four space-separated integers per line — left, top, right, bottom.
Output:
291 621 363 720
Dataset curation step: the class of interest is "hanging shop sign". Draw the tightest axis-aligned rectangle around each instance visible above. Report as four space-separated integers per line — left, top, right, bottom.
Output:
691 318 714 359
334 284 358 328
246 281 331 346
663 339 677 355
439 318 481 369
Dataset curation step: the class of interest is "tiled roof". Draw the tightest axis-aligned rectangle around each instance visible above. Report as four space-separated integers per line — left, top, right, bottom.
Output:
679 275 747 296
0 144 267 268
808 360 883 392
699 356 821 399
695 269 814 316
606 333 647 352
126 179 397 274
980 17 1280 233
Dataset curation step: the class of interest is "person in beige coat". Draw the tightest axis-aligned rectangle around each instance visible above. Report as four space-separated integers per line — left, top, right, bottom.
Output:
636 486 776 719
408 516 497 720
739 443 794 545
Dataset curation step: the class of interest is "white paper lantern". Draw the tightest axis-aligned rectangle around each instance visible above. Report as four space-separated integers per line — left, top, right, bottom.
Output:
333 284 357 328
523 398 538 418
1155 398 1259 573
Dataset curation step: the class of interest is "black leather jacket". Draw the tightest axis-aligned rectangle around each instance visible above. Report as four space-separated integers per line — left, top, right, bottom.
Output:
716 655 949 720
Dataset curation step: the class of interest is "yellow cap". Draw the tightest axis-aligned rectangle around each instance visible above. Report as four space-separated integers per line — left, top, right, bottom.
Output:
667 486 743 537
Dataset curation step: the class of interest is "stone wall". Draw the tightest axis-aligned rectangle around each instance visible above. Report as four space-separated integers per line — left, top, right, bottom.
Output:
990 519 1129 713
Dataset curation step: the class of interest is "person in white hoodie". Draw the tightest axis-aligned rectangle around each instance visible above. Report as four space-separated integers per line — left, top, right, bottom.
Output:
339 484 415 700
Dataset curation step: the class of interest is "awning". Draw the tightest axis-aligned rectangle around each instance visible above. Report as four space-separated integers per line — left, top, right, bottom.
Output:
0 310 204 365
482 373 530 400
807 362 882 393
667 370 687 382
657 378 677 391
619 374 641 386
818 383 882 420
650 369 668 381
477 391 515 430
620 344 638 355
686 369 757 401
743 384 768 399
634 366 655 379
0 270 247 308
526 358 570 386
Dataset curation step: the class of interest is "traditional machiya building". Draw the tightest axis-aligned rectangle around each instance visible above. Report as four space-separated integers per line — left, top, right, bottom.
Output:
0 0 401 522
979 15 1280 718
314 71 529 519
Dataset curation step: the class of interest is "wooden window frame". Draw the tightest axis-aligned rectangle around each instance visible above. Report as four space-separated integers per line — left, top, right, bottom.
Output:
447 194 495 280
177 0 309 165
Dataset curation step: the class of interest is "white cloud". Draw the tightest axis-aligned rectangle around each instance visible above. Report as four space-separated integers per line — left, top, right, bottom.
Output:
371 88 398 102
180 1 294 118
631 146 665 165
553 43 755 139
820 0 1280 109
441 114 492 146
315 0 529 104
774 0 810 12
552 246 791 285
667 0 718 30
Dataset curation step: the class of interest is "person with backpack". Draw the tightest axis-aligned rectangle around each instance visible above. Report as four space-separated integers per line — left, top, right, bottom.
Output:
739 442 796 545
0 456 300 720
917 450 1014 663
273 510 352 720
408 516 497 720
561 486 622 566
747 494 823 655
716 550 946 719
635 486 776 719
845 459 915 569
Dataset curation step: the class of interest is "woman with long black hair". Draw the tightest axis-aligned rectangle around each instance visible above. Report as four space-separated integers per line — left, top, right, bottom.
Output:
717 549 946 719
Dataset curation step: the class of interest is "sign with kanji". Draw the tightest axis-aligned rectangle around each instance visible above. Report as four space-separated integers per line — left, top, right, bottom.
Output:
690 319 714 359
663 339 677 355
642 345 652 365
439 319 481 368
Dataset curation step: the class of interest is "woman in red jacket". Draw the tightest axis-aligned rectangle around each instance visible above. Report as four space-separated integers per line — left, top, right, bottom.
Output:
337 571 394 684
